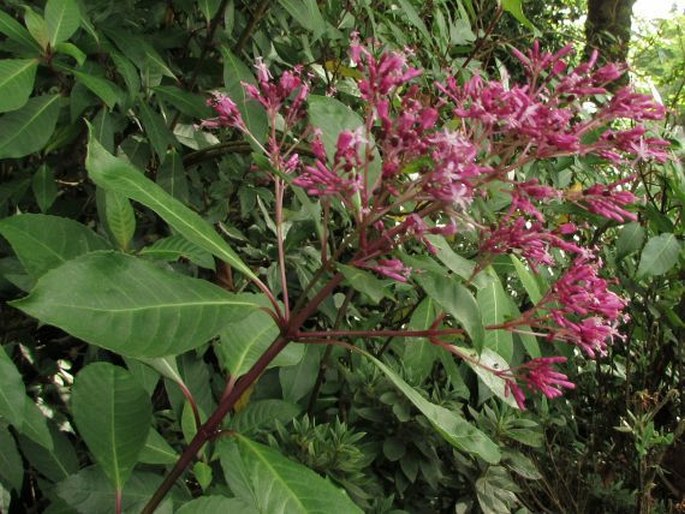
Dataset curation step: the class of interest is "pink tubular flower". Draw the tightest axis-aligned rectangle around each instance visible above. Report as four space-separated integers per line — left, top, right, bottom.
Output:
199 92 245 130
502 356 576 409
572 180 638 223
361 258 412 282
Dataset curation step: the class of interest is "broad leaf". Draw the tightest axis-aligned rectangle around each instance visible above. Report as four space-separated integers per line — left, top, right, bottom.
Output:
71 363 152 491
415 271 485 352
219 435 363 513
0 11 43 53
0 427 22 493
140 234 214 269
425 235 491 289
138 100 176 160
637 233 681 277
278 0 327 39
12 252 261 357
401 298 440 383
0 94 61 159
157 148 189 202
462 348 519 409
478 269 513 361
218 309 302 377
510 255 543 304
153 86 212 118
176 496 257 514
19 425 79 482
72 70 121 109
0 59 38 113
23 7 49 50
102 190 136 251
364 353 500 463
20 399 53 450
32 164 58 212
86 131 257 279
501 0 538 32
228 399 301 435
0 346 27 429
0 213 109 280
616 222 645 259
338 263 392 304
138 427 178 465
45 0 80 47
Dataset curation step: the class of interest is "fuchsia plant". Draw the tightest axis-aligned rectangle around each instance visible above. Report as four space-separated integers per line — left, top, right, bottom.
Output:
203 39 667 406
140 39 668 512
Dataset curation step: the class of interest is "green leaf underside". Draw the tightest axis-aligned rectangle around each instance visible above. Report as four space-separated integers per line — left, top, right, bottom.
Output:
45 0 81 47
637 233 681 277
478 269 513 361
0 346 27 429
0 59 38 113
85 131 256 279
0 94 61 159
71 363 152 491
462 347 519 409
12 252 261 358
364 354 500 463
140 234 215 269
219 435 363 513
0 214 110 280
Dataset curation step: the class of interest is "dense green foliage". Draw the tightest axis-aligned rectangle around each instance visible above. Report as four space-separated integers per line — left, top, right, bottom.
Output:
0 1 683 513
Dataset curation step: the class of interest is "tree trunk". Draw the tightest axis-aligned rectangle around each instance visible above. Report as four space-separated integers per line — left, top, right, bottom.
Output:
585 0 637 86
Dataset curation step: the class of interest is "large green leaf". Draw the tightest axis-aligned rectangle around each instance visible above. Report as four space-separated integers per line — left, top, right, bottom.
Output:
45 0 80 46
228 399 301 435
0 11 43 53
510 255 543 304
462 347 519 409
401 297 440 383
71 363 152 491
19 424 79 482
477 269 513 361
414 271 485 352
616 222 646 260
176 496 257 514
157 148 189 202
140 234 214 269
72 69 121 109
12 252 261 357
221 48 267 144
86 131 257 280
637 233 681 277
0 213 110 280
0 94 61 159
153 86 212 118
338 263 392 304
218 309 302 377
0 426 22 493
101 189 136 251
425 235 491 289
138 427 178 465
0 59 38 113
364 353 500 463
219 435 363 513
20 399 53 450
278 0 327 39
0 346 26 429
138 100 176 160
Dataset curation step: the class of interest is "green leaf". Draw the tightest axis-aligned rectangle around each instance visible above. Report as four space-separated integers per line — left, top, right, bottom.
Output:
20 399 53 450
71 363 152 491
198 0 222 21
338 264 392 304
153 86 212 118
396 0 430 41
478 268 513 361
401 298 440 383
0 426 22 492
425 235 491 289
637 233 681 277
0 345 27 429
54 42 86 66
140 234 215 270
228 399 301 435
176 496 257 514
510 255 543 304
414 271 485 352
12 252 261 358
0 94 61 159
102 189 136 251
462 347 519 409
278 0 327 39
218 309 302 377
364 353 500 463
219 435 363 513
86 131 257 280
138 100 176 161
45 0 80 46
157 148 189 202
72 70 121 109
56 466 182 514
24 7 49 50
111 51 140 98
221 48 267 144
0 213 109 280
501 0 538 32
0 11 43 53
616 222 645 259
19 425 79 482
138 427 178 465
0 59 38 113
32 165 59 212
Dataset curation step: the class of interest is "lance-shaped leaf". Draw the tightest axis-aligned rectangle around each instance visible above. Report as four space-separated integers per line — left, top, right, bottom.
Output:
0 94 61 159
364 353 500 463
219 435 363 513
0 346 25 430
71 363 151 491
85 129 256 280
637 233 681 277
0 59 38 113
11 252 261 358
0 214 110 280
477 268 513 361
461 347 519 409
0 11 43 53
45 0 80 47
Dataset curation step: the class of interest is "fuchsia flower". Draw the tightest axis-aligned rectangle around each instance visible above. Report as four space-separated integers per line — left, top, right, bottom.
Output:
361 258 412 282
573 180 638 222
502 357 576 410
199 92 245 130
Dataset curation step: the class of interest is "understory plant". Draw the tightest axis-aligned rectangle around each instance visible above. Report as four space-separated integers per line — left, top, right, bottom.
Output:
0 2 674 511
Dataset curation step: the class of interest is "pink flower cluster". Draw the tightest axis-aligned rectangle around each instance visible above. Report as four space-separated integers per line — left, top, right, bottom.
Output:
501 356 576 410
